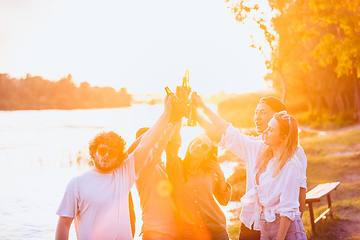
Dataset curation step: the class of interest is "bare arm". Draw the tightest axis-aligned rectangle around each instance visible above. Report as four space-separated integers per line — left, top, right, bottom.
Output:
141 123 177 170
156 123 177 153
205 158 232 206
197 113 222 143
193 94 229 134
170 121 182 142
165 122 182 180
55 216 73 240
299 187 306 218
133 95 172 174
276 216 291 240
204 159 227 192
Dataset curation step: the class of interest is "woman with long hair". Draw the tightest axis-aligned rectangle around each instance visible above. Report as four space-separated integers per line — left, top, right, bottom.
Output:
193 93 307 240
165 122 232 240
249 111 307 240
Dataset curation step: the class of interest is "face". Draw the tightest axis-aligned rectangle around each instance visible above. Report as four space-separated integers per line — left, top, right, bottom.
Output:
93 144 119 173
188 135 212 161
254 103 277 133
263 118 284 148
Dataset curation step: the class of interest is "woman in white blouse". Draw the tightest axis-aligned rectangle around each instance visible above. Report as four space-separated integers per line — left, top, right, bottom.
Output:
250 111 306 240
193 94 307 240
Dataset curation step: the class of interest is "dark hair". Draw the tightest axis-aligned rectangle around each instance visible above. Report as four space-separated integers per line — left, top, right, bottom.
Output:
88 131 127 166
136 127 150 139
182 134 218 182
259 96 287 113
127 127 150 155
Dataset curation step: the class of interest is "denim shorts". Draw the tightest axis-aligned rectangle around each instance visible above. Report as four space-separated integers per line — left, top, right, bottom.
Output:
260 214 307 240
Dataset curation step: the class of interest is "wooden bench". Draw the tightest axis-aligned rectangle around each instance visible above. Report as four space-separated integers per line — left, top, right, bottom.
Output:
305 182 340 235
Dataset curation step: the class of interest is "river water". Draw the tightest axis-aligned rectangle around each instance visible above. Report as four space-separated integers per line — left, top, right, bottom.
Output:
0 104 240 240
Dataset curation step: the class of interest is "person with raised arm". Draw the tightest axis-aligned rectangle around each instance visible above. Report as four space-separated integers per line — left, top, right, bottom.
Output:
55 95 173 240
165 120 232 240
193 94 307 240
126 124 181 240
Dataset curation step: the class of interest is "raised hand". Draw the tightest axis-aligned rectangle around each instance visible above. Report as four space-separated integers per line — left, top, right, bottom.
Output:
164 94 172 114
203 158 225 181
192 93 206 110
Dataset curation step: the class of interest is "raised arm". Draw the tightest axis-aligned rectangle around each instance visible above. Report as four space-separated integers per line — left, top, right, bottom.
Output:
170 120 182 142
197 113 222 143
133 95 172 174
142 122 177 170
192 93 229 134
165 121 182 180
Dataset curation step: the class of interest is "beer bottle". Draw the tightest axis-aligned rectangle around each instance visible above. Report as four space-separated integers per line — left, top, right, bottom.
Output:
165 86 179 102
182 70 191 97
187 92 197 127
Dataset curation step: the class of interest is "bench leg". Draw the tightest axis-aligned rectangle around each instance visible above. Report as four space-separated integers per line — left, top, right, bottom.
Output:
308 202 316 235
327 194 333 217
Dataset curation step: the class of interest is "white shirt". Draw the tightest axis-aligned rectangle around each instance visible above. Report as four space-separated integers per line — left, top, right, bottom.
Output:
252 135 307 190
216 124 305 230
56 153 136 240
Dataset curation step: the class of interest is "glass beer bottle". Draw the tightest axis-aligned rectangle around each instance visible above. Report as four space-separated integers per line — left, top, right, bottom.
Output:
165 86 179 102
187 92 197 127
182 70 191 97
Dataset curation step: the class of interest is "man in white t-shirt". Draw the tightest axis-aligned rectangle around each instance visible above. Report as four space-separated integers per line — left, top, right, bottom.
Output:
193 95 307 240
55 96 173 240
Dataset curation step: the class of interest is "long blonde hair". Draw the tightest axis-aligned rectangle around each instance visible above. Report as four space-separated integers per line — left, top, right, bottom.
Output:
256 112 299 177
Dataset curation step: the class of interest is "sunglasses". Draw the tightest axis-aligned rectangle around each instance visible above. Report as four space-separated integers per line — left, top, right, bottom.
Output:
97 147 119 158
193 138 210 151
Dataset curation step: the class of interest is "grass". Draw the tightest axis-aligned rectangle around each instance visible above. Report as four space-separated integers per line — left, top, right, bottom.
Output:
226 129 360 240
293 110 357 130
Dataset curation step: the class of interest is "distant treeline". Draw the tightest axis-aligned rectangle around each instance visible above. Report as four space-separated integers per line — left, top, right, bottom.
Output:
0 74 132 110
217 89 356 130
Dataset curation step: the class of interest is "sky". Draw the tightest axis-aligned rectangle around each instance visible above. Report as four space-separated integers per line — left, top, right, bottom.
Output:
0 0 272 95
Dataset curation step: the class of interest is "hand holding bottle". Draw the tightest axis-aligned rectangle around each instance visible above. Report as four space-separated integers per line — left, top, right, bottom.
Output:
192 93 206 110
165 87 186 123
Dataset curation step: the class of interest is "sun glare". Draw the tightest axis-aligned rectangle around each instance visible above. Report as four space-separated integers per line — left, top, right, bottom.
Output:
1 0 270 95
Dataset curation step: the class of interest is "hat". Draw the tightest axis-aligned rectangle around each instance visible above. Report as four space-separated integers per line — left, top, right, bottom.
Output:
259 96 287 113
136 127 150 139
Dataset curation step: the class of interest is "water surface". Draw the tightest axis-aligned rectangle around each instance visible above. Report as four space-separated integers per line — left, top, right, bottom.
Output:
0 105 238 240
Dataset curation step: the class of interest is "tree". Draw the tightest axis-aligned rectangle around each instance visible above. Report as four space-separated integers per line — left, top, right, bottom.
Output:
228 0 360 122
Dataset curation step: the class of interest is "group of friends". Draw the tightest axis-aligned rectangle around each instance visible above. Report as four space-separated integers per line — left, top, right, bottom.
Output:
55 93 308 240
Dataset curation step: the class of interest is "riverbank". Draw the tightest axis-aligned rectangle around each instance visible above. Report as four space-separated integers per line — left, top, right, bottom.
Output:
225 125 360 240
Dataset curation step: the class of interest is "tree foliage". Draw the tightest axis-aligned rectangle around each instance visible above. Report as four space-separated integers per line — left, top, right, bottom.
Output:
228 0 360 122
0 74 132 110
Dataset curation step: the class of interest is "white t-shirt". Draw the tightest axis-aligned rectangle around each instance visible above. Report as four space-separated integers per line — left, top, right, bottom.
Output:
56 153 136 240
216 124 306 230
